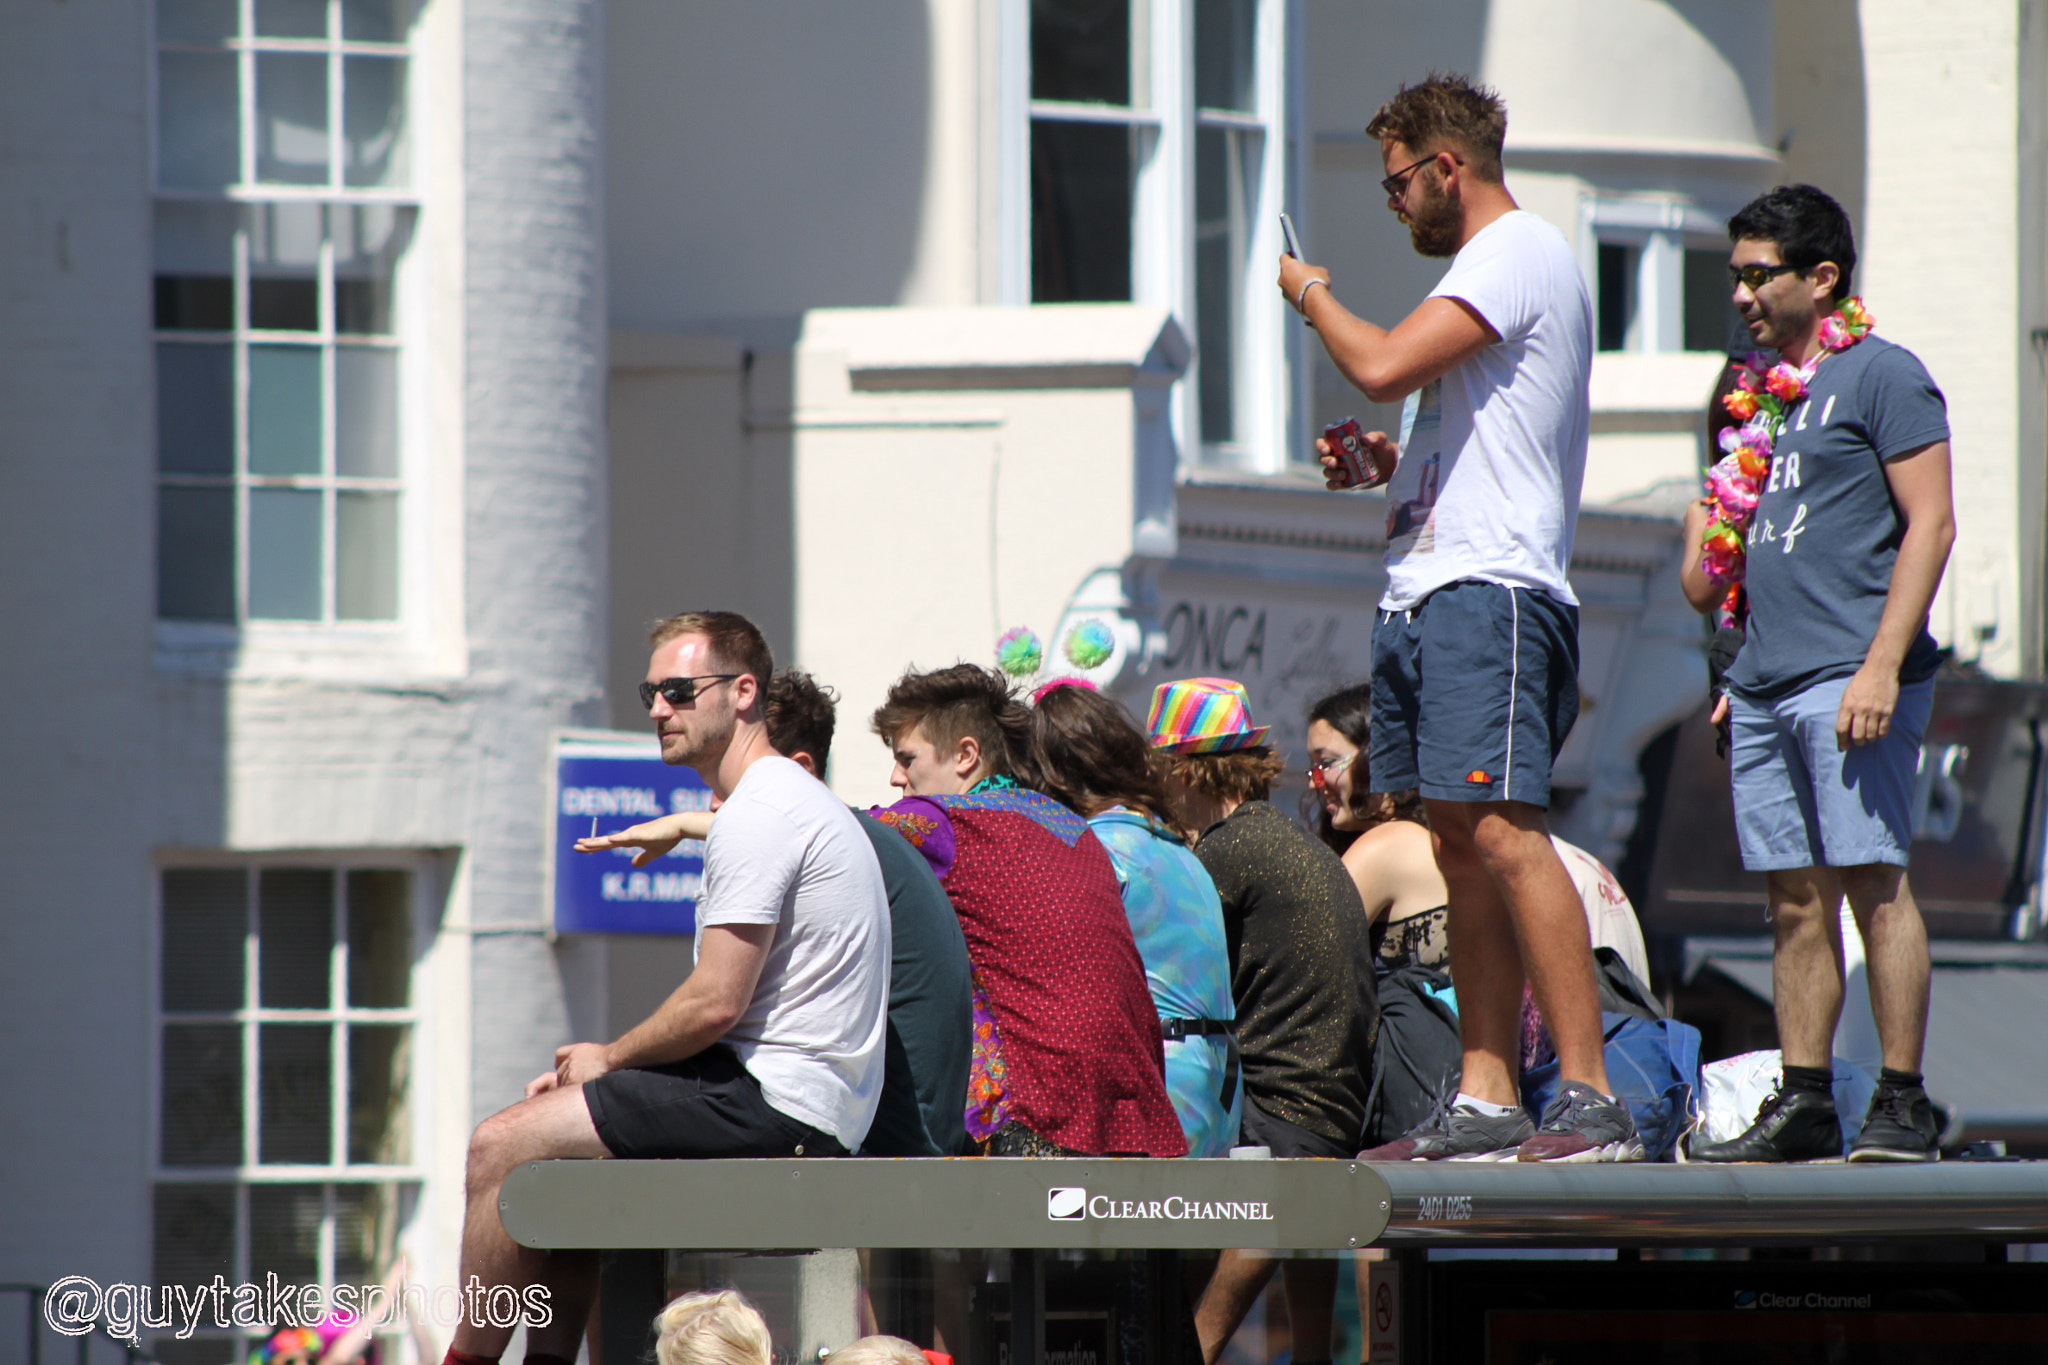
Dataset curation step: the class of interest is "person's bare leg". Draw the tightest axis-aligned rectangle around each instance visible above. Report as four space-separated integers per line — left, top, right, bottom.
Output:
1464 801 1612 1097
1280 1259 1337 1364
1767 867 1847 1070
451 1084 611 1359
1193 1249 1279 1365
1424 801 1524 1107
1838 864 1929 1073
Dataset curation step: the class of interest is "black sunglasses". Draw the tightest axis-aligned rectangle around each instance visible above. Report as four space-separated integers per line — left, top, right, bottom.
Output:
1380 152 1443 199
638 674 741 710
1727 262 1802 290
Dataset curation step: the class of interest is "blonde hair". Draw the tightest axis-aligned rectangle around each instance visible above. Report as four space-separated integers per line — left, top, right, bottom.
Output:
825 1338 927 1365
653 1291 771 1365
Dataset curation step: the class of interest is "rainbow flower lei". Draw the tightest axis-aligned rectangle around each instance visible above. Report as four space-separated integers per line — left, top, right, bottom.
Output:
1701 297 1875 624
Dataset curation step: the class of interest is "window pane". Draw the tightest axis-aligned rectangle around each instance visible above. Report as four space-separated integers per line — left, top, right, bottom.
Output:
260 867 333 1008
249 1183 322 1285
344 56 410 188
257 52 330 185
259 1024 332 1163
158 485 236 622
1032 0 1129 105
249 489 325 619
1685 247 1741 353
1030 121 1132 303
1195 0 1256 112
1195 126 1236 444
161 1024 243 1166
335 347 397 477
159 51 239 190
348 870 412 1006
157 342 235 474
1597 242 1637 352
335 205 410 335
163 867 247 1011
256 0 328 37
153 1184 234 1288
350 1026 410 1164
343 0 414 42
335 1183 403 1285
337 492 399 620
249 201 324 332
154 202 236 331
248 344 323 475
159 0 239 43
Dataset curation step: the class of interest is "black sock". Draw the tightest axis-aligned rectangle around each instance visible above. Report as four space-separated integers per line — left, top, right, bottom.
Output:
1878 1066 1924 1092
525 1354 576 1365
1781 1064 1833 1095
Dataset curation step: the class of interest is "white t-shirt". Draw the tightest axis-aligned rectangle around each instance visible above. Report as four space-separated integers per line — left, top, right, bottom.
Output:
1551 835 1652 991
697 755 891 1149
1381 210 1592 610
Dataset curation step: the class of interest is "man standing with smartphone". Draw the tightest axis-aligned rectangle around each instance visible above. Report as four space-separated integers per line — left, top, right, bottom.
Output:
1278 73 1635 1161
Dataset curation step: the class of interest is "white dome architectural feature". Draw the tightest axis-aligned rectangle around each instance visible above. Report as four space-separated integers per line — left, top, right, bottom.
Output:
1480 0 1777 164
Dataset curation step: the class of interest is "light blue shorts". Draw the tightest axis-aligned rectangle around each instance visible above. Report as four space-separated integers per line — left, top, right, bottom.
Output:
1727 674 1934 871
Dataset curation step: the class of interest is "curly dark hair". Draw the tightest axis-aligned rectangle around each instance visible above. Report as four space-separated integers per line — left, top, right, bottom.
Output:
1363 71 1508 183
1026 684 1179 829
763 669 837 770
870 662 1034 781
1305 682 1427 854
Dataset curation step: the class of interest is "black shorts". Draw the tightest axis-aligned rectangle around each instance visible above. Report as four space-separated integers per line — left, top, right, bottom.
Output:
582 1044 845 1159
1239 1095 1353 1159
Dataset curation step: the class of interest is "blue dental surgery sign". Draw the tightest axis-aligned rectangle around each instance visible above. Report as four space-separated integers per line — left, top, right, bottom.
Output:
551 730 712 935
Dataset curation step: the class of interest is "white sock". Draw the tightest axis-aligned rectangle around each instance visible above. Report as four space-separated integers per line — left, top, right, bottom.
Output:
1453 1092 1515 1117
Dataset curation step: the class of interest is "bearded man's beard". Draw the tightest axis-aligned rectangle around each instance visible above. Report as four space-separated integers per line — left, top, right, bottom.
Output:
1407 174 1462 258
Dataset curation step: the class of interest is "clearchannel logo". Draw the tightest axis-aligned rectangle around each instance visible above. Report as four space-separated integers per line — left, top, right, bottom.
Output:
1045 1188 1276 1222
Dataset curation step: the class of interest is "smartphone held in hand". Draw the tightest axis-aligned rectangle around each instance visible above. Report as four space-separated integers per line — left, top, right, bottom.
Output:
1324 417 1390 489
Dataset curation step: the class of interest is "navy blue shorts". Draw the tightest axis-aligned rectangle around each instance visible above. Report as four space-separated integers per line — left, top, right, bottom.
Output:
1369 581 1579 806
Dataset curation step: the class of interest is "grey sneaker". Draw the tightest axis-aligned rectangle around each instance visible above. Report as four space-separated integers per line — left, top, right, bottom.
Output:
1847 1083 1940 1163
1517 1080 1648 1163
1358 1099 1535 1162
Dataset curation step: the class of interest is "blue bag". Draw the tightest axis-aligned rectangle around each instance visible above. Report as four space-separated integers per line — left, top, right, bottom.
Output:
1520 1011 1703 1161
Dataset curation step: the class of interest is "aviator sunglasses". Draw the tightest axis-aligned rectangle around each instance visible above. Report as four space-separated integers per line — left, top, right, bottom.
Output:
1727 262 1802 290
638 673 740 710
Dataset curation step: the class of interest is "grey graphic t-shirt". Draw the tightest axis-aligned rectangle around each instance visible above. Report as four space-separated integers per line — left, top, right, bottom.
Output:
1725 335 1949 700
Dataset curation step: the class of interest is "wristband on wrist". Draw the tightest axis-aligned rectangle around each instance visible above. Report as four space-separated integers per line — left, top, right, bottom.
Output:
1296 276 1329 312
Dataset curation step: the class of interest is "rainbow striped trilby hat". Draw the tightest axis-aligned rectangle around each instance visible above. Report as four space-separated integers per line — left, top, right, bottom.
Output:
1145 677 1270 754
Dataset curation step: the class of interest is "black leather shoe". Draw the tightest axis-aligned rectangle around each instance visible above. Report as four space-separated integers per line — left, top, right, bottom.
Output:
1848 1084 1940 1163
1689 1087 1842 1163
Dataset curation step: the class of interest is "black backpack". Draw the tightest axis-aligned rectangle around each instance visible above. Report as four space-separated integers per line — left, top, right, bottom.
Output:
1360 962 1463 1149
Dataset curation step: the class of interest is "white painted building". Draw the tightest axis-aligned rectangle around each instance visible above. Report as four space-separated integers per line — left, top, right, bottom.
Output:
2 0 2040 1358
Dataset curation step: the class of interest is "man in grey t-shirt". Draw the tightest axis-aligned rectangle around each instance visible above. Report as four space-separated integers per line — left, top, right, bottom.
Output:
1681 185 1955 1164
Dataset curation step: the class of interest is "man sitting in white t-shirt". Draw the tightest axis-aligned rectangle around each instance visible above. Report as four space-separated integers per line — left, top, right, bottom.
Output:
439 611 890 1365
1278 73 1639 1164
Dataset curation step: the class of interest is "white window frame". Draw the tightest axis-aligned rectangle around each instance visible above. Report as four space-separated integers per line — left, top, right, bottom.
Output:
150 0 425 655
151 853 431 1354
1580 197 1734 355
998 0 1299 474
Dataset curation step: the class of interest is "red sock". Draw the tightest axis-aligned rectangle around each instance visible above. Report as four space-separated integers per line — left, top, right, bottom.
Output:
445 1350 500 1365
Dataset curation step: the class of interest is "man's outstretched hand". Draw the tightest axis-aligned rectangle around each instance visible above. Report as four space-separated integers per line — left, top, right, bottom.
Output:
573 810 714 867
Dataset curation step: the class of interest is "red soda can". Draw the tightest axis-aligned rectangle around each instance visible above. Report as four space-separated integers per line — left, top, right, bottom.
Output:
1323 416 1387 488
